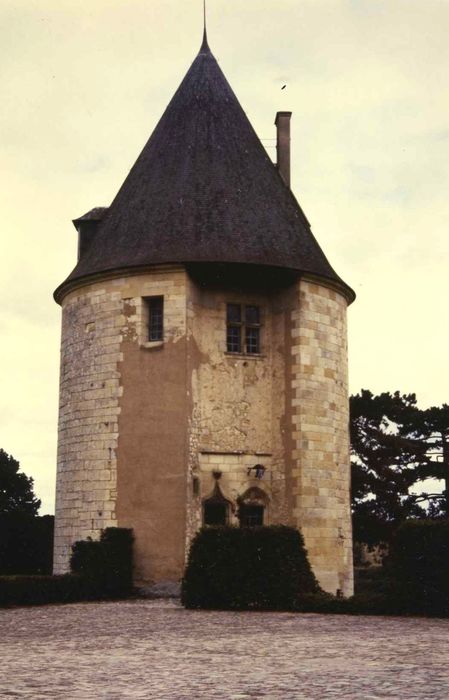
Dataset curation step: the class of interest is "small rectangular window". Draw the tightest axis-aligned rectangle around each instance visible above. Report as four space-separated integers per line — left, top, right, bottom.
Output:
239 504 264 527
226 303 261 355
245 305 260 325
227 325 241 353
203 501 228 526
148 296 163 341
226 303 242 353
227 303 242 324
245 326 260 354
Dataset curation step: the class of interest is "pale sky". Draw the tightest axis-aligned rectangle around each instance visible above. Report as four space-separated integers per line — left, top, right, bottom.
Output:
1 0 448 514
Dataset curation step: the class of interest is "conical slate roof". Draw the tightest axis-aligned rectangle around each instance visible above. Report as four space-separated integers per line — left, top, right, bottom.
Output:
55 34 353 302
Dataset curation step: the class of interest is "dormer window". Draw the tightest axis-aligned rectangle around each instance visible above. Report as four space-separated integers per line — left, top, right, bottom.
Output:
226 303 261 354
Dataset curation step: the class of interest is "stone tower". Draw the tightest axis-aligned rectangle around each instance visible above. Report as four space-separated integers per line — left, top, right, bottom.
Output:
53 30 355 596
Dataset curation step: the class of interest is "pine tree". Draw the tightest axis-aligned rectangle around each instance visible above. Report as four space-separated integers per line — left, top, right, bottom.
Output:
350 390 429 545
0 449 41 515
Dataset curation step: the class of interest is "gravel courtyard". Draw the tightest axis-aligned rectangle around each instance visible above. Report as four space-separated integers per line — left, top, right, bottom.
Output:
1 599 449 699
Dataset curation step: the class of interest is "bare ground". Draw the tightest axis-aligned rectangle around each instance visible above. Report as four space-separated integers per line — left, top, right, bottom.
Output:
1 599 449 699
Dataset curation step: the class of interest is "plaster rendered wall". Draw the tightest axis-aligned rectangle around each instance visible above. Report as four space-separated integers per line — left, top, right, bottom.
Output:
184 282 293 545
115 269 189 583
290 278 353 596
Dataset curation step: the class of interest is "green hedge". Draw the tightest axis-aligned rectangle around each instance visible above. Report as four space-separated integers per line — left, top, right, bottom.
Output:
0 513 54 575
292 592 411 616
182 525 320 610
0 527 134 608
0 574 100 607
70 527 134 597
182 524 449 617
388 519 449 615
287 564 448 617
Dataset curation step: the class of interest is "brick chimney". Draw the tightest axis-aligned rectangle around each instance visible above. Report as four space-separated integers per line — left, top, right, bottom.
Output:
275 111 292 187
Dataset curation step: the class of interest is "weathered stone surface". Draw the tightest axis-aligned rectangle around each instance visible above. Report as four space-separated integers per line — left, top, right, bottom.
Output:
1 600 449 699
291 278 353 596
185 280 291 547
54 283 122 573
54 268 353 593
54 268 189 582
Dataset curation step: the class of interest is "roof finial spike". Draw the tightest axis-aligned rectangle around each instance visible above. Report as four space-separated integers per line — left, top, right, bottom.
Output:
200 0 210 53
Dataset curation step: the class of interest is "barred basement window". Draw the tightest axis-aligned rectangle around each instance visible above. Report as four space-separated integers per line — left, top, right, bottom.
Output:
226 303 261 354
147 296 164 341
203 501 228 526
238 486 269 527
239 504 264 527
